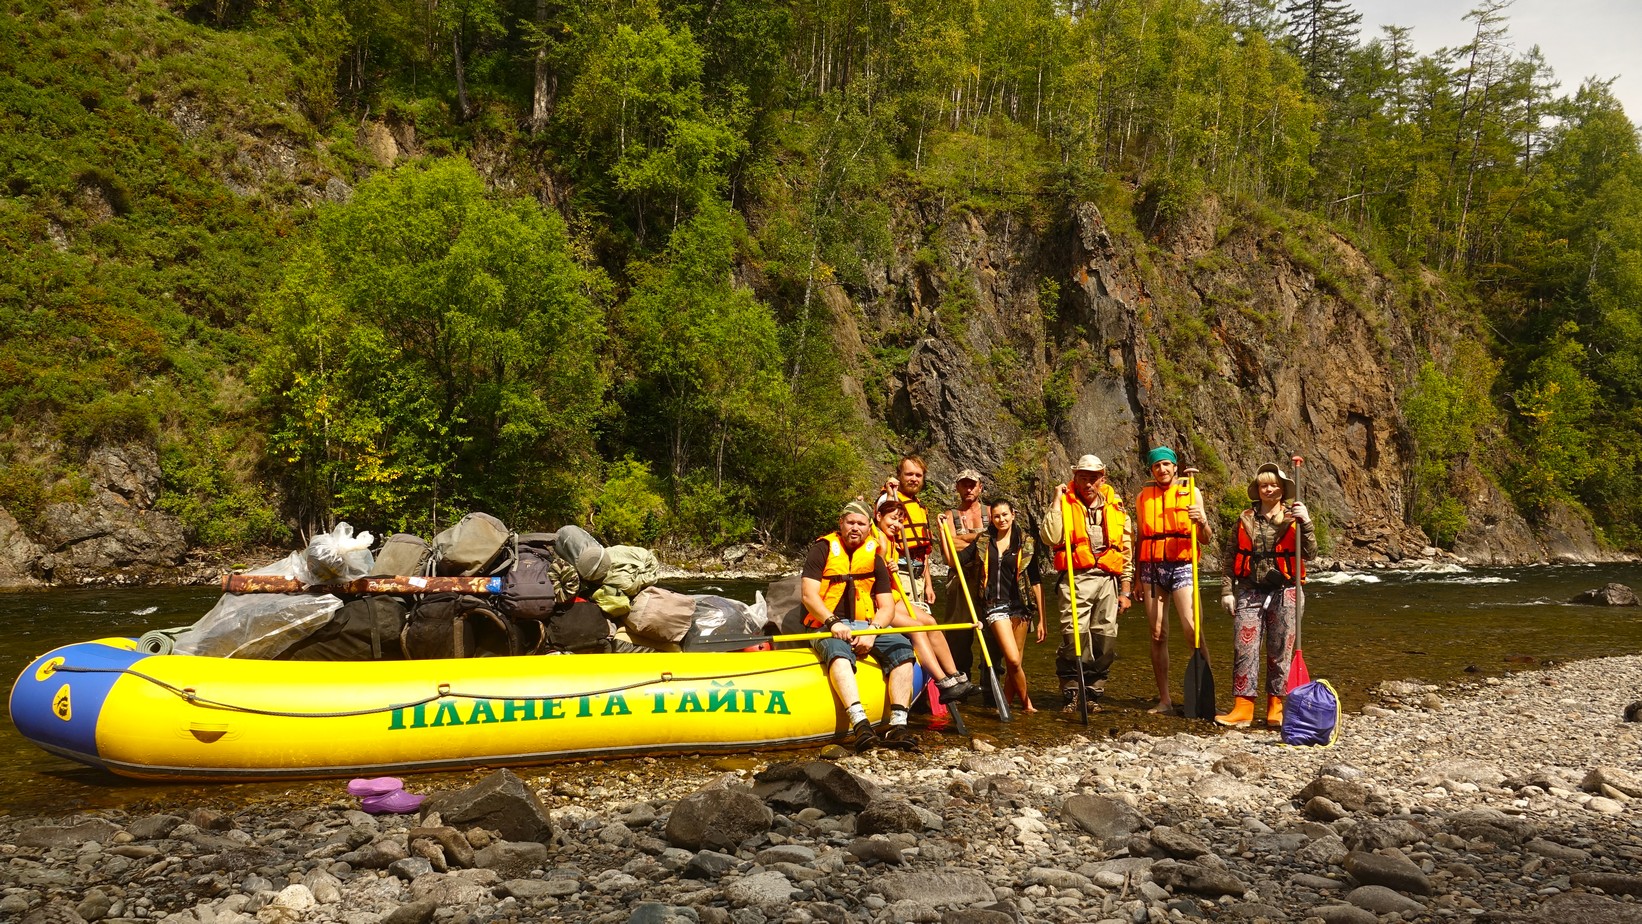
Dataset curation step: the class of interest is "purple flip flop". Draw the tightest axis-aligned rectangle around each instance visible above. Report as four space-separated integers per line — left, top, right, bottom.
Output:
361 789 425 815
347 776 404 797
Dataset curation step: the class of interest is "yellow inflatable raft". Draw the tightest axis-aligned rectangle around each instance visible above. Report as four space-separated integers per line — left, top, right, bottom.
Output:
9 638 887 781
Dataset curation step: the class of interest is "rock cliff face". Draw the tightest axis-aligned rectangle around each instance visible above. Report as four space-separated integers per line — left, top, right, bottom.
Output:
0 444 190 588
825 192 1608 566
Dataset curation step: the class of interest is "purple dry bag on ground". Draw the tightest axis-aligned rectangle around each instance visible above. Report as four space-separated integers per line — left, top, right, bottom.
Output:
1282 679 1341 746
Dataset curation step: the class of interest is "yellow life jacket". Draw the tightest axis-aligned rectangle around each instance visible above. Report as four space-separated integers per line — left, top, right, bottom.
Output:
809 531 880 627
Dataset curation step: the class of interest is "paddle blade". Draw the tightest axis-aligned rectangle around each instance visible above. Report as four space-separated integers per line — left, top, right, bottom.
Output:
986 670 1012 723
1286 648 1311 693
1183 647 1216 720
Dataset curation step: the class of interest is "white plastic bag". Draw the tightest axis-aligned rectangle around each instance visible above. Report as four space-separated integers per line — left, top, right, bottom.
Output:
172 593 344 659
302 522 375 583
239 522 376 585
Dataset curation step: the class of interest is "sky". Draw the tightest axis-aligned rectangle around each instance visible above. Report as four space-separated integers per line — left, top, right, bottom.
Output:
1351 0 1642 122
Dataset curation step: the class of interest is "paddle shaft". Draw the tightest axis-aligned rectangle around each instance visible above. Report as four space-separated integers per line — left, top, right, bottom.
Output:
1291 454 1305 652
876 526 973 733
939 515 1011 722
1059 492 1089 726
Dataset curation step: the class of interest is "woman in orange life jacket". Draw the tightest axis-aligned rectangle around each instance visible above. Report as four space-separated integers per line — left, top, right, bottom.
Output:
1215 463 1316 728
978 499 1045 713
1134 446 1212 716
871 497 975 705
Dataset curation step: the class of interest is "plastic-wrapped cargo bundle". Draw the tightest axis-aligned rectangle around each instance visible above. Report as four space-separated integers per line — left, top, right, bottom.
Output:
174 523 373 658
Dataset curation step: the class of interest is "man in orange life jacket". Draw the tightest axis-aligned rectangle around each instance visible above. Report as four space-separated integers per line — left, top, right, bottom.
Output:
882 455 938 612
801 500 920 752
1040 454 1135 713
1134 445 1212 716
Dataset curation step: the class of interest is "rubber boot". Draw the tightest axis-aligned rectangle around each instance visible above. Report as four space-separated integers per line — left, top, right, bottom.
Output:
1215 696 1256 728
1265 695 1284 728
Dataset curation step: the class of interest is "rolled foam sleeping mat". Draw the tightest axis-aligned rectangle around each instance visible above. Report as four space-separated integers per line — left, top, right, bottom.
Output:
136 627 191 656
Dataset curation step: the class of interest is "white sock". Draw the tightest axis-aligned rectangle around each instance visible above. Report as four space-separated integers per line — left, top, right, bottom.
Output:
936 675 958 688
846 702 868 725
889 705 909 726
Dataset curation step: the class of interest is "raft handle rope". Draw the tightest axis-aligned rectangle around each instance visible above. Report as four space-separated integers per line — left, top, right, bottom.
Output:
49 661 820 721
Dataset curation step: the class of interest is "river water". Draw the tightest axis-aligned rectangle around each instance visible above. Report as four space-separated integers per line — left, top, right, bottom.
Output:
2 563 1638 817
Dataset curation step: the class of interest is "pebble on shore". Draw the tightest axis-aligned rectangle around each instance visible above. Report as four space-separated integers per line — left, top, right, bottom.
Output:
3 656 1641 924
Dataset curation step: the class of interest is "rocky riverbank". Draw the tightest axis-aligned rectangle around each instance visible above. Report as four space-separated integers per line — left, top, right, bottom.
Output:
4 657 1641 924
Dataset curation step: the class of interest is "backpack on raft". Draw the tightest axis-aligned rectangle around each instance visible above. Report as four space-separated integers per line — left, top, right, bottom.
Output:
765 575 807 635
431 513 515 576
626 586 698 648
498 533 563 622
371 533 432 577
1282 679 1341 747
278 597 408 661
546 599 616 653
402 594 520 659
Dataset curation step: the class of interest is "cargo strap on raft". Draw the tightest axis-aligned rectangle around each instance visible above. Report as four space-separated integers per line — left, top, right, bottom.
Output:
49 662 820 720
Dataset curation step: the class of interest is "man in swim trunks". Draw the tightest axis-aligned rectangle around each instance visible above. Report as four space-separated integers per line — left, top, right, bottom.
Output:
1133 446 1211 715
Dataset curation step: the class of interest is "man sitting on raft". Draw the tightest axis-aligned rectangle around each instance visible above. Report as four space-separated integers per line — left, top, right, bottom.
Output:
801 499 920 752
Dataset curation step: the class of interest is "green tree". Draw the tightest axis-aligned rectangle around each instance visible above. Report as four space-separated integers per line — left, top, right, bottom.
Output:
258 158 607 533
556 12 748 244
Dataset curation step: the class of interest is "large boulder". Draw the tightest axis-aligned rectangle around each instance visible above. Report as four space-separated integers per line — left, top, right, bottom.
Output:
664 775 774 850
419 769 557 845
753 760 878 814
1571 583 1639 606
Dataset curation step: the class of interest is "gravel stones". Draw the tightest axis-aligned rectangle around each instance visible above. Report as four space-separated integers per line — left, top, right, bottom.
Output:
4 654 1642 924
857 799 924 836
1343 884 1426 915
664 776 773 850
871 870 993 905
1341 849 1433 894
752 761 877 814
1295 777 1370 812
1061 793 1148 843
418 769 557 844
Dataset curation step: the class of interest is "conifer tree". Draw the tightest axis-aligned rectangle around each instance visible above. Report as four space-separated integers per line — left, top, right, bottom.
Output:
1280 0 1363 97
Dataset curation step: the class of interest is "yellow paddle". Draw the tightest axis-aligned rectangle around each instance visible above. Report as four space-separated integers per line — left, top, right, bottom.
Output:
1060 490 1089 726
939 515 1011 722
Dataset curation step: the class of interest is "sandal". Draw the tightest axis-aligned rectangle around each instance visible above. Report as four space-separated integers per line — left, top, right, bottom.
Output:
878 724 921 751
347 776 405 797
360 789 426 815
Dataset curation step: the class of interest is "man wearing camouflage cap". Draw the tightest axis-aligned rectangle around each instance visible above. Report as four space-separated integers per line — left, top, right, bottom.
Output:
800 499 920 751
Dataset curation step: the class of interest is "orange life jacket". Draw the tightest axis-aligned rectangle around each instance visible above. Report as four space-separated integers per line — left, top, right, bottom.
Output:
1136 482 1195 563
1232 514 1306 583
897 491 933 559
808 532 880 627
1053 484 1127 575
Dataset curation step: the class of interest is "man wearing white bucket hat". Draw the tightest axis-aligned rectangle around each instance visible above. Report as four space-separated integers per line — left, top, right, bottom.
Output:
1040 454 1134 713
